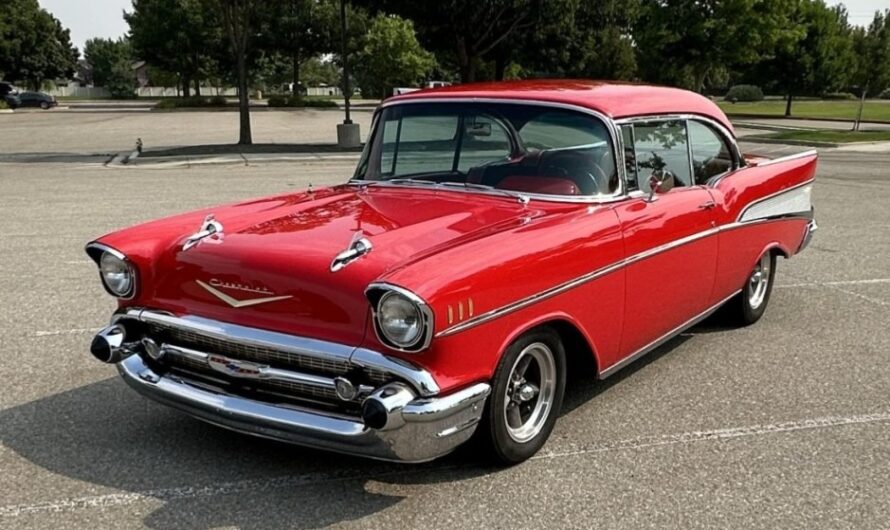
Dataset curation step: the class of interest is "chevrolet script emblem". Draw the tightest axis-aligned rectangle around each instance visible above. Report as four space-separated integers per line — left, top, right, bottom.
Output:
197 279 292 308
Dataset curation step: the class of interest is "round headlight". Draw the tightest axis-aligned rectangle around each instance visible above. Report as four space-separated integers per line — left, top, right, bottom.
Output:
99 251 134 297
377 291 423 347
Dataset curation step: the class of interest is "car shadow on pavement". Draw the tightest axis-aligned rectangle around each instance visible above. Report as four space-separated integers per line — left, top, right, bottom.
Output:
0 376 491 529
1 319 731 528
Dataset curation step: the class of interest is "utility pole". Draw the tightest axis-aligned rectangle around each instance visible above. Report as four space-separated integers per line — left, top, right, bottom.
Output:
336 0 360 147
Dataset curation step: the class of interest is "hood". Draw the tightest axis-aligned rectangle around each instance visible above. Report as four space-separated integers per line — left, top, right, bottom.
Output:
111 185 538 345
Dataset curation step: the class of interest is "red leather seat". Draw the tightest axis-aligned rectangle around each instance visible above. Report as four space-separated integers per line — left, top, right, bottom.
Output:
496 176 579 195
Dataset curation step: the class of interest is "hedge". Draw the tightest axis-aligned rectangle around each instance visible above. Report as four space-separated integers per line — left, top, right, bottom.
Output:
724 85 764 102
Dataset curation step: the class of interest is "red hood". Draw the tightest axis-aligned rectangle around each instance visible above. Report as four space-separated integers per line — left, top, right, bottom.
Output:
98 185 538 345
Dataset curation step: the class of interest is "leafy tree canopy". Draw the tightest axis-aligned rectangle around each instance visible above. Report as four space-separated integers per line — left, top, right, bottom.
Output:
354 14 436 99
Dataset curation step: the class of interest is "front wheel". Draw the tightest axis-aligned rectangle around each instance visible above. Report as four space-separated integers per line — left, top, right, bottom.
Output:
40 101 49 110
726 251 777 326
480 328 566 465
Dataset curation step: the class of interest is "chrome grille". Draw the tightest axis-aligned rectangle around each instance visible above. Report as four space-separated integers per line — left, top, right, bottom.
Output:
148 323 356 373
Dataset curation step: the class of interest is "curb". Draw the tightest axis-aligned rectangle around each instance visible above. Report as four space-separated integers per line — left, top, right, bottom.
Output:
107 151 362 168
741 136 840 148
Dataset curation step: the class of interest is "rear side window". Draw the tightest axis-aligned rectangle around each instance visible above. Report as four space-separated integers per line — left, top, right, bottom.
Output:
688 120 734 183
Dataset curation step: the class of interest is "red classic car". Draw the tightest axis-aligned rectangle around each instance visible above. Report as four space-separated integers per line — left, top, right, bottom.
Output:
86 81 817 464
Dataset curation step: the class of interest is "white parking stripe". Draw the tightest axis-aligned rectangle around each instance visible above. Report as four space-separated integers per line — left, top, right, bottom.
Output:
777 278 890 288
1 412 888 518
34 328 101 337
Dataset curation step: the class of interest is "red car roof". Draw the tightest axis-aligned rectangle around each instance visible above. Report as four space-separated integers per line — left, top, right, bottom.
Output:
387 80 735 136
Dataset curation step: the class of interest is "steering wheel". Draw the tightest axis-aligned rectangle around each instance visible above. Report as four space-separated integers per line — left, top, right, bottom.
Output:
538 150 609 195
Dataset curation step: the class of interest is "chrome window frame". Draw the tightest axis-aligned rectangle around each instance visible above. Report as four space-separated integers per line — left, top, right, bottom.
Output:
614 114 744 190
350 97 628 204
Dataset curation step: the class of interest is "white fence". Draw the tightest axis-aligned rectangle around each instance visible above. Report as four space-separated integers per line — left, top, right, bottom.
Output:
46 86 240 98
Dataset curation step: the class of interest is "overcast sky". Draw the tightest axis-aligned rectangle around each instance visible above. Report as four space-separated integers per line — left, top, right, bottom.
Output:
39 0 890 53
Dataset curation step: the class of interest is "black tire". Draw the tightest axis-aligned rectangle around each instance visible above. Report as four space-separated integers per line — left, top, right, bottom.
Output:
40 101 49 110
480 327 566 465
726 251 777 326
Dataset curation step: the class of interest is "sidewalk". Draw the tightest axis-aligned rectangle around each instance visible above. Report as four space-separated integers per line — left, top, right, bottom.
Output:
112 142 363 168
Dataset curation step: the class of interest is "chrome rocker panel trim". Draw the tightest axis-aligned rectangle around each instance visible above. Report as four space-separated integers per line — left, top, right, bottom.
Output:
115 308 440 396
119 355 490 463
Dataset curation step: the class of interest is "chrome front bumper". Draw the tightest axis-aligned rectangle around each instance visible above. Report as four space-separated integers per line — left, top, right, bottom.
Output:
119 354 490 462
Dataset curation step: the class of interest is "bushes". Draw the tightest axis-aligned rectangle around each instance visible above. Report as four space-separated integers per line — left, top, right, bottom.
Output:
0 99 8 110
724 85 764 102
267 94 338 108
155 96 230 109
879 88 890 100
822 92 856 100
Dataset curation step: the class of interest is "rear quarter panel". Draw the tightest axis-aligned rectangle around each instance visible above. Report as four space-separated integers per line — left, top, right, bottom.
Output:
708 152 817 303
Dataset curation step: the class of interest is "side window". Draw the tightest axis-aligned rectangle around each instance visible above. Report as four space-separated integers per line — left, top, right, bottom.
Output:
631 120 692 193
688 120 734 184
380 114 459 177
620 125 637 190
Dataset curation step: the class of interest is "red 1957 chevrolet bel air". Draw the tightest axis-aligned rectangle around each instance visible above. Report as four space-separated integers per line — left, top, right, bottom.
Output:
86 81 817 464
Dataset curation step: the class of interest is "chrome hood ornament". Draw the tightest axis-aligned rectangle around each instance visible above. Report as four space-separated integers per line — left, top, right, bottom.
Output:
197 279 292 308
330 232 373 272
183 215 223 251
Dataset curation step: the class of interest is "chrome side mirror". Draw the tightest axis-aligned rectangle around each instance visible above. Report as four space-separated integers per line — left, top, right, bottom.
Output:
646 173 665 202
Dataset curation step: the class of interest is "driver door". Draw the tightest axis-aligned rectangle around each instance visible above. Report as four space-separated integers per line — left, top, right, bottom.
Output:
613 120 718 359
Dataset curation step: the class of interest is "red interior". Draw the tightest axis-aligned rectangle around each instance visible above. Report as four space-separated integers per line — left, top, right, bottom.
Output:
496 176 580 196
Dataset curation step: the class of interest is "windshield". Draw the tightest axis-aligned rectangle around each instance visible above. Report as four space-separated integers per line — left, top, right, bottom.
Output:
354 102 618 197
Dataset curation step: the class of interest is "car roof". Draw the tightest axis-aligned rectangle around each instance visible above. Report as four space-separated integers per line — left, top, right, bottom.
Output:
386 79 735 136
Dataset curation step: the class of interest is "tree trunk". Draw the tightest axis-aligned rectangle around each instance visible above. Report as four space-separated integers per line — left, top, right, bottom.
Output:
194 78 201 97
494 56 507 81
236 51 252 145
455 37 475 83
853 85 867 132
181 76 191 98
292 52 301 95
784 93 793 117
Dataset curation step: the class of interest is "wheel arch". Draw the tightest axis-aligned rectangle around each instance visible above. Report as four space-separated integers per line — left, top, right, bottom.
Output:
496 313 600 379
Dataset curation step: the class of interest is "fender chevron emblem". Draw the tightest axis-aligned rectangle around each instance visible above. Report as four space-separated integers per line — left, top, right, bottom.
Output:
196 280 292 308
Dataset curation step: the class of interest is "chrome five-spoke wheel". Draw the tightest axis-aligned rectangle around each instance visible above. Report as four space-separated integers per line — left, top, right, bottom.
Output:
504 342 557 443
482 328 566 465
748 252 772 310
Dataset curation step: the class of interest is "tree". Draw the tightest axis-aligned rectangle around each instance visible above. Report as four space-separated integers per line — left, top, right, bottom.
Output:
759 1 854 117
126 0 222 97
850 10 890 130
84 38 132 87
354 15 435 98
635 0 794 93
215 0 260 145
265 0 335 93
516 0 639 80
0 0 78 88
361 0 542 83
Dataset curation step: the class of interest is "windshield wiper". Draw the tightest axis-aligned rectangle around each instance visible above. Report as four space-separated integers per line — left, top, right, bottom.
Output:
439 181 530 204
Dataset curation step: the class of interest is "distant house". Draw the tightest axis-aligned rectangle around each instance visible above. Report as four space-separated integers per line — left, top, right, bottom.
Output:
131 61 150 88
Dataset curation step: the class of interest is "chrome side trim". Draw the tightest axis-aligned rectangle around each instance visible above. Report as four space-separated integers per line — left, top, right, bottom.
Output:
737 179 815 222
437 226 721 338
365 282 435 352
117 308 441 396
599 289 742 378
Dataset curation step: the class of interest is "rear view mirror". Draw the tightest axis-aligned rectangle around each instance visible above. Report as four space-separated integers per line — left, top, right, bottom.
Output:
466 121 491 137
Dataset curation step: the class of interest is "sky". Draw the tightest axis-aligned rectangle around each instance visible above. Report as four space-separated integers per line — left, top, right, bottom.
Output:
40 0 890 54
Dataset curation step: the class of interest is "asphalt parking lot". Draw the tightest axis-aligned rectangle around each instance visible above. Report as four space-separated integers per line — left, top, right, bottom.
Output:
1 110 889 529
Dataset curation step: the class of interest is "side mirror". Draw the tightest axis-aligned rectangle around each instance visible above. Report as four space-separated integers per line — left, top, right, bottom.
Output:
646 173 664 202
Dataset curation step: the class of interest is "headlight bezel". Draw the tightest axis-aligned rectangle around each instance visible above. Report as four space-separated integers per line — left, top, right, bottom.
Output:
86 243 137 299
366 283 434 352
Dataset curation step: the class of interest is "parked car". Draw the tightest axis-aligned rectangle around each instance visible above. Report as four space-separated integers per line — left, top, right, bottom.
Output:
0 81 19 97
7 91 57 109
85 80 817 464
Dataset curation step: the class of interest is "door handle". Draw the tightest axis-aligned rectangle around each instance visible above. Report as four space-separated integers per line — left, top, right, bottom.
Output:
698 200 716 210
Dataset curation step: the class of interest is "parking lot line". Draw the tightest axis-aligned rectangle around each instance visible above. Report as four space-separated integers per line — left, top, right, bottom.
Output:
2 411 888 519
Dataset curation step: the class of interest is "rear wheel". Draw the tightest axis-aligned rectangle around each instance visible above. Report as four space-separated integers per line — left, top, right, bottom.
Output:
726 251 776 326
480 328 566 465
40 101 49 110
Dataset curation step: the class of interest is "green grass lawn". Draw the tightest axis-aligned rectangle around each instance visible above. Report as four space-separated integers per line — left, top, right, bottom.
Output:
718 99 890 122
752 129 890 144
